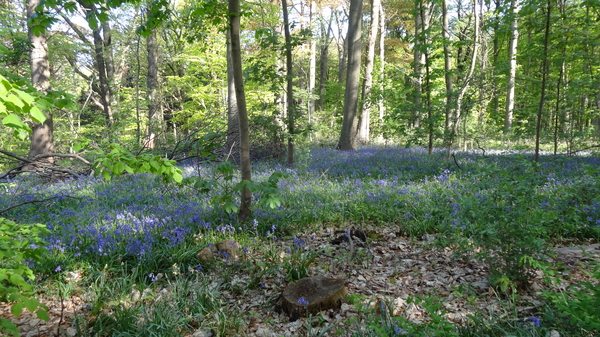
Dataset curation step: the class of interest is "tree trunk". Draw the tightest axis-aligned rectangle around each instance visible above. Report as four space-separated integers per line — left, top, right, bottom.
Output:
378 4 385 138
79 1 113 127
534 0 551 162
27 0 53 163
442 0 452 132
282 0 294 165
225 29 240 163
317 12 332 111
308 0 316 139
146 7 159 149
358 0 381 144
505 0 519 133
451 0 480 147
334 8 348 84
413 1 423 128
228 0 252 221
338 0 363 150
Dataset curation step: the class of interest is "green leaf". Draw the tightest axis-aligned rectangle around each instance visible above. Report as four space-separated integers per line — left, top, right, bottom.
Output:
5 93 24 108
101 170 112 180
2 114 25 129
29 106 47 124
10 302 23 318
172 172 183 183
36 308 49 321
23 298 39 312
9 273 26 286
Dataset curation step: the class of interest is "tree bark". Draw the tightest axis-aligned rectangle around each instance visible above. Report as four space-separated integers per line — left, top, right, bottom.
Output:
146 6 159 149
317 11 333 111
338 0 363 150
505 0 519 133
413 0 423 128
282 0 294 165
358 0 381 144
534 0 551 162
378 4 385 138
27 0 53 163
225 29 240 163
451 0 480 146
334 8 348 84
308 0 316 139
442 0 452 132
228 0 252 221
79 1 114 127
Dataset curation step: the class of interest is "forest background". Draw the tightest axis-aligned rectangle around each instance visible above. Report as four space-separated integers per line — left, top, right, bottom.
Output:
0 0 599 335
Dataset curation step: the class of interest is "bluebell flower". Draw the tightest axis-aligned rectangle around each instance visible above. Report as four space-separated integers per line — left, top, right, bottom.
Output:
297 297 309 309
54 266 62 272
528 316 541 327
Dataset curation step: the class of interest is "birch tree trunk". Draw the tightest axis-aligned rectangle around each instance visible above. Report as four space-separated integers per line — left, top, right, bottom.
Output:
413 1 423 128
338 0 363 150
505 0 519 133
228 0 252 220
358 0 381 143
27 0 53 162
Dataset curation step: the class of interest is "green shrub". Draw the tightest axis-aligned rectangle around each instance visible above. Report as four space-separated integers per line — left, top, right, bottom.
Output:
0 218 49 336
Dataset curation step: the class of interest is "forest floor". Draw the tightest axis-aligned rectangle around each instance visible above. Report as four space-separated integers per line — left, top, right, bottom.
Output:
2 223 598 337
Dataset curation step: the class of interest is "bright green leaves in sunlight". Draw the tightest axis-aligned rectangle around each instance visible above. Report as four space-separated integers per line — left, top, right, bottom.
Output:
90 143 183 184
0 219 50 336
0 72 48 140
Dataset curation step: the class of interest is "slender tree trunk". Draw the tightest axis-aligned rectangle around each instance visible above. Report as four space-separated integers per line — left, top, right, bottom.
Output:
505 0 519 133
335 8 348 84
451 0 480 147
228 0 252 221
317 12 333 111
282 0 294 165
442 0 452 133
419 0 433 155
146 7 159 149
79 1 113 127
308 0 316 139
27 0 53 163
413 1 423 128
491 0 500 120
338 0 363 150
378 4 386 139
358 0 381 144
225 29 240 163
534 0 551 162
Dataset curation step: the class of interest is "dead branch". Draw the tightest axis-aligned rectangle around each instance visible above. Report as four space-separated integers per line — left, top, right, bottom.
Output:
0 195 80 216
32 153 92 165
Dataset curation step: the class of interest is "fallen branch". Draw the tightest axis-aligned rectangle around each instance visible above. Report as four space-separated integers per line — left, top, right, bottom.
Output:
452 153 462 170
32 153 92 165
0 195 80 216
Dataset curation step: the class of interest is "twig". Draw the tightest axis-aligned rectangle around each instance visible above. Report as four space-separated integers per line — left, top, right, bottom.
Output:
452 153 462 170
474 139 488 158
318 167 331 179
0 196 79 216
225 141 236 162
33 153 92 165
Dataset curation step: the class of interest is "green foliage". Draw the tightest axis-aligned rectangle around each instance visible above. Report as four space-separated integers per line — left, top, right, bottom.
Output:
351 295 458 336
0 71 48 140
91 143 183 184
184 161 287 214
543 262 600 333
0 218 49 336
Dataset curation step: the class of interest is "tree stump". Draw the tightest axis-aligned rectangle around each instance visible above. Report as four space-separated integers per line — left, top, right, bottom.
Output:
278 276 347 321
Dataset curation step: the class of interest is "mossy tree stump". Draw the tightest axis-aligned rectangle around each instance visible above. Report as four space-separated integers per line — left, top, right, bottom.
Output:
278 276 347 321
